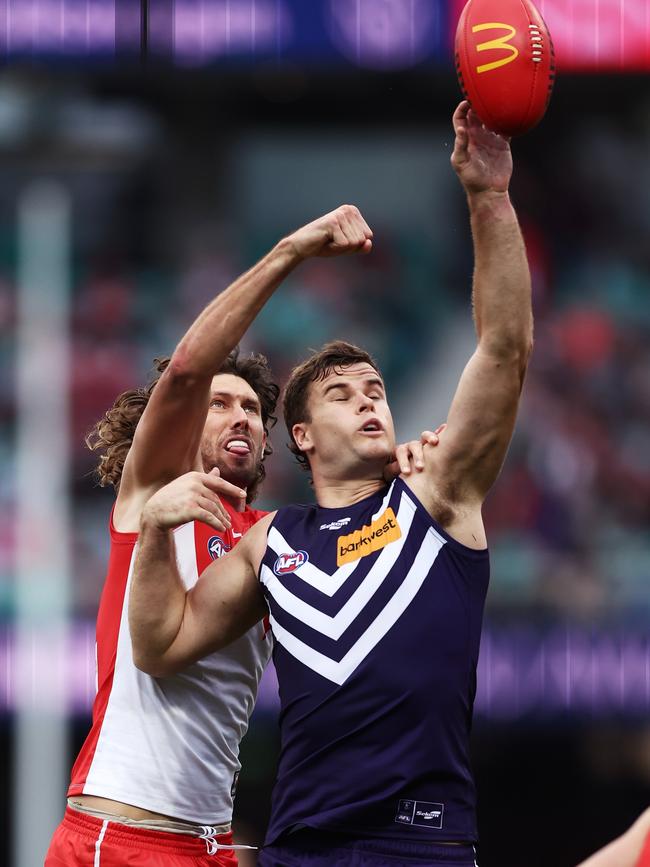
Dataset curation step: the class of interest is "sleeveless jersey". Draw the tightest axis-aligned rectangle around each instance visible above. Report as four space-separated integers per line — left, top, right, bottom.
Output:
259 477 489 845
68 499 271 825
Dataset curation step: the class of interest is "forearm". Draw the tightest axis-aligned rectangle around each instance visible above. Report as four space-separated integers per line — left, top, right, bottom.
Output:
467 191 533 360
128 520 187 675
171 237 301 379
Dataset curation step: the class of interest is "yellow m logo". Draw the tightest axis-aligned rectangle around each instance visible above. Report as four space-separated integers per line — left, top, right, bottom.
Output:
472 23 519 74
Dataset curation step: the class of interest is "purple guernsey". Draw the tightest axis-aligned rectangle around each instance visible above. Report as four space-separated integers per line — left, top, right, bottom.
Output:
259 477 489 845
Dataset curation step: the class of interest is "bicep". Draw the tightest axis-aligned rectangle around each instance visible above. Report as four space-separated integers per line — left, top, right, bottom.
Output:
429 344 529 502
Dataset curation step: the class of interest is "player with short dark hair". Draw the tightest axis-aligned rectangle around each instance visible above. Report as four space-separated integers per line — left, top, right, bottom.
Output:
129 101 529 866
283 340 380 471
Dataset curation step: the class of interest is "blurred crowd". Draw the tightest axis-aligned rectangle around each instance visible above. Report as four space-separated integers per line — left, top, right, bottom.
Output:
0 77 649 629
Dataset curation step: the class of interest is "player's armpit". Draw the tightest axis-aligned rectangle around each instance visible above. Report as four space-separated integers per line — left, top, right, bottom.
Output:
159 515 273 674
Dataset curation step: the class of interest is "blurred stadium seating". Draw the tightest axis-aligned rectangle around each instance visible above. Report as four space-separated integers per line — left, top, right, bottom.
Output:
2 7 650 862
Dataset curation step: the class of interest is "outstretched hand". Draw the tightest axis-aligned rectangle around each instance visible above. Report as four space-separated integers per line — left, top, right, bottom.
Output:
451 101 513 196
286 204 373 260
141 469 247 534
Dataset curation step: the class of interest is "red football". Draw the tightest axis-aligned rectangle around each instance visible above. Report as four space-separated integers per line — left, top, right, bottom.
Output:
455 0 555 136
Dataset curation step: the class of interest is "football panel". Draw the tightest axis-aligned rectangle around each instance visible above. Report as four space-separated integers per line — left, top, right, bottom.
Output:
454 0 497 128
465 0 538 135
455 0 554 135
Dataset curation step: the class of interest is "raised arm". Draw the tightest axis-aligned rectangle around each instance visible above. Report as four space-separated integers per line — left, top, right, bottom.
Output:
128 470 273 676
410 102 533 515
119 205 374 506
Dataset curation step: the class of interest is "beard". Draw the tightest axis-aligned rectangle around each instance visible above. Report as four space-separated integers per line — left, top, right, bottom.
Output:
201 442 263 497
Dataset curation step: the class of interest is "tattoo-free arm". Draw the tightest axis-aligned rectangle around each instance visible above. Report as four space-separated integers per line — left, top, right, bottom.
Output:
120 205 373 496
421 104 533 505
129 513 272 677
122 242 303 493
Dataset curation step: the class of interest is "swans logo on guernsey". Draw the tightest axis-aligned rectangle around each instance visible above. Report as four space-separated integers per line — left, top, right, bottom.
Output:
208 536 231 560
273 550 309 575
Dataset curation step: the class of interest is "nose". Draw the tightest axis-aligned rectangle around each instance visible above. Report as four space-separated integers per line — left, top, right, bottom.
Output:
357 392 375 412
230 404 249 428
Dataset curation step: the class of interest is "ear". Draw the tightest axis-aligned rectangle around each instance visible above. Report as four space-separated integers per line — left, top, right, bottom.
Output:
292 422 313 454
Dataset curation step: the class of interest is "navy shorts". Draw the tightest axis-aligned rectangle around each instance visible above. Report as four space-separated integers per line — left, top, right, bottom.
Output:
258 830 478 866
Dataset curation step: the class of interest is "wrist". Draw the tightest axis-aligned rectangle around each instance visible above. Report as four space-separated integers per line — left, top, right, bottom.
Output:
274 235 307 268
466 189 514 219
466 189 510 205
140 508 174 537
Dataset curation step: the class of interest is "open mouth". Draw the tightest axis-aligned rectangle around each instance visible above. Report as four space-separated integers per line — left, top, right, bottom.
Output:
359 420 383 434
224 438 252 456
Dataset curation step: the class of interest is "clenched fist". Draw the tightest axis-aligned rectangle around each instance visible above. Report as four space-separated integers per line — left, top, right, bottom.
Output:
285 204 373 260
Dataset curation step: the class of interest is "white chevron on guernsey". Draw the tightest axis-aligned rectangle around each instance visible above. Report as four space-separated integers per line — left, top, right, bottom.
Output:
261 494 423 639
268 524 446 685
264 483 396 597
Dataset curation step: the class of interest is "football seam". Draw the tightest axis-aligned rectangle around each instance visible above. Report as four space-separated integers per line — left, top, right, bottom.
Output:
522 0 539 135
519 0 555 134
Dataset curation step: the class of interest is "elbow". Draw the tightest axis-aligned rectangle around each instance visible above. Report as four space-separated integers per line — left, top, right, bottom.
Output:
481 332 533 367
132 651 159 677
132 648 176 679
165 351 210 388
518 333 534 368
479 333 533 391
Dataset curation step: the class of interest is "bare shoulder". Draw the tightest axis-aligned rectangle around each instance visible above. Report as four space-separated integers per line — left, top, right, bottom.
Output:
401 443 487 551
236 511 277 566
113 484 156 533
113 447 168 532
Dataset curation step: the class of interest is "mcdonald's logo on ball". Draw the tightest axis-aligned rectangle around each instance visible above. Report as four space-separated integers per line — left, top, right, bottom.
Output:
455 0 555 136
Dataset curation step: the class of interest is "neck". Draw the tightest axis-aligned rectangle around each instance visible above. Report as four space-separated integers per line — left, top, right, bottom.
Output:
312 476 387 509
223 493 246 513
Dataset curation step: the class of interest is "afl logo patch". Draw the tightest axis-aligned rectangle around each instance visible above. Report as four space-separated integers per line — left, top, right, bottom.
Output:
273 550 309 575
208 536 231 560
